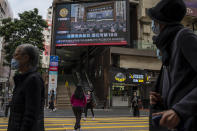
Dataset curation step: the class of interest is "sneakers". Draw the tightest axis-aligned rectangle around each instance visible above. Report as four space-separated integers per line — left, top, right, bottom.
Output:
83 117 86 121
92 117 95 120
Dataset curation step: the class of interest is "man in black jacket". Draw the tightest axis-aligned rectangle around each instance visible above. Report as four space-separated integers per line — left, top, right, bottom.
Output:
148 0 197 131
131 92 139 117
7 44 45 131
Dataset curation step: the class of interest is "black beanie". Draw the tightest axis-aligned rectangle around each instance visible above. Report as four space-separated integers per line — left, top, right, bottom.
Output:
147 0 186 24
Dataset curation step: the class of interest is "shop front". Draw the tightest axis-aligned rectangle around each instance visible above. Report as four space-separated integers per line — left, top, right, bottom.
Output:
110 67 154 108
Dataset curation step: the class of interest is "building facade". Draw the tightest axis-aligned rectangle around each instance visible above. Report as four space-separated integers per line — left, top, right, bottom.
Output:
42 6 53 69
51 0 197 109
0 0 13 98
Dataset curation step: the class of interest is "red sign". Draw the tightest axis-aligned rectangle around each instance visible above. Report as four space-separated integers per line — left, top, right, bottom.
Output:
56 41 127 47
49 66 58 71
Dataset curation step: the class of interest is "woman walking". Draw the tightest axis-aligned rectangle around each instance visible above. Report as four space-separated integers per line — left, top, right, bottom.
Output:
71 85 87 131
84 91 95 120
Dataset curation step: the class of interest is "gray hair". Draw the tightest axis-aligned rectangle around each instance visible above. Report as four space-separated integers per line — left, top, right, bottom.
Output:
17 44 39 67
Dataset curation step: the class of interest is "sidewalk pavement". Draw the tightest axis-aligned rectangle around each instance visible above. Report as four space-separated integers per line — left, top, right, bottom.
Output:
44 107 150 118
0 107 150 118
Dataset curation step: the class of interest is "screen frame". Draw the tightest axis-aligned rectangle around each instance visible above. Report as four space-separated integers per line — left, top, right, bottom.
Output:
53 0 130 47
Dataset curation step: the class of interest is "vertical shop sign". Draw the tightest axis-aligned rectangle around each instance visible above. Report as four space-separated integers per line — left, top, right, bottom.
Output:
48 56 58 95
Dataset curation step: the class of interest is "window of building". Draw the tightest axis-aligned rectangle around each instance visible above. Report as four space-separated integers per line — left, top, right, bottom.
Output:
112 54 120 67
0 4 5 15
128 3 137 48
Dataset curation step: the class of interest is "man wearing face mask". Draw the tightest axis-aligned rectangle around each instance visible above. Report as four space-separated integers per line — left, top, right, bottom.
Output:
148 0 197 131
8 44 45 131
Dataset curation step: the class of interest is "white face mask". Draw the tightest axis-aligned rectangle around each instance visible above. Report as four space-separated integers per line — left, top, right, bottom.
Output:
151 20 160 35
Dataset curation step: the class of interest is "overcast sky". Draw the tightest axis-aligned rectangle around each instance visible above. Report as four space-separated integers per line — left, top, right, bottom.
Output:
8 0 53 19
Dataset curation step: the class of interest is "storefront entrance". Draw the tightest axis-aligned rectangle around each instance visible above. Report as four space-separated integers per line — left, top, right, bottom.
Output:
111 83 139 107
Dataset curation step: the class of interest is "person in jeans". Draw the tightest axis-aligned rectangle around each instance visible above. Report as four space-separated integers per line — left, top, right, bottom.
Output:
49 90 55 112
71 85 87 131
84 91 95 120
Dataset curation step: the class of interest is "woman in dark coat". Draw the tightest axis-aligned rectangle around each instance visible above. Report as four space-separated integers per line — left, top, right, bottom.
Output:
7 44 45 131
148 0 197 130
131 92 139 117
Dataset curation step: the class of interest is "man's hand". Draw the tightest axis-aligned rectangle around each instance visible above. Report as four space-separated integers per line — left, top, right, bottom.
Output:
152 109 180 129
150 91 162 105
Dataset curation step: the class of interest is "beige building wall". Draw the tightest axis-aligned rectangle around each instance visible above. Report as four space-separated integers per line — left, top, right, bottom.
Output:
136 0 159 50
120 55 162 70
138 0 197 48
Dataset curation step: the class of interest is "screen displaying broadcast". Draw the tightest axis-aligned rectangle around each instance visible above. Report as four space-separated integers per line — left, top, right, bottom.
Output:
54 0 129 46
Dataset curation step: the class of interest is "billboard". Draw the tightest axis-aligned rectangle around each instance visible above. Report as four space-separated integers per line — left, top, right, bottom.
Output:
54 0 129 46
184 0 197 16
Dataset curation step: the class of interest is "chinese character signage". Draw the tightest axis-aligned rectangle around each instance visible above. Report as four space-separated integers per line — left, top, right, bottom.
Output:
54 0 129 46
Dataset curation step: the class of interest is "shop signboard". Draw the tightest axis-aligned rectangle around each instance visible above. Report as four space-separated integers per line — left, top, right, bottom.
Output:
48 56 58 95
54 0 129 46
128 73 145 83
184 0 197 16
110 67 146 84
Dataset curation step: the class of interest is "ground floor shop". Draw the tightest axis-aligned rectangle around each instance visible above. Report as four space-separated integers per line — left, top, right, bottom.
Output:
108 67 157 109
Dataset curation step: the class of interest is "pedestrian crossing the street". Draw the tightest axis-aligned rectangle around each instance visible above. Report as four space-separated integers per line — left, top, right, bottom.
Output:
0 117 149 131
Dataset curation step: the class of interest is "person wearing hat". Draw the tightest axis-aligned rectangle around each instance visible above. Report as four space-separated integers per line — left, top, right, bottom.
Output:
148 0 197 131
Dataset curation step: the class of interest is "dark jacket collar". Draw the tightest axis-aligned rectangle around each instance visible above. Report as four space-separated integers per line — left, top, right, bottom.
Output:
14 68 37 84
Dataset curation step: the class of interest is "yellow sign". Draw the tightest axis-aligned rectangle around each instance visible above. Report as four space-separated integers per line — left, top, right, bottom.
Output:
65 80 69 88
60 8 68 17
114 73 126 82
129 73 133 79
139 79 144 83
115 76 126 82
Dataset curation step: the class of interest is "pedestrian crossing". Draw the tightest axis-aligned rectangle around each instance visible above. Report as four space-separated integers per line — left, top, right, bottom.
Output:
0 117 149 131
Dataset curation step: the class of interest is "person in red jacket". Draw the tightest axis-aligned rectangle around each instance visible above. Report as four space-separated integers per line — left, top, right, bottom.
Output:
71 85 87 131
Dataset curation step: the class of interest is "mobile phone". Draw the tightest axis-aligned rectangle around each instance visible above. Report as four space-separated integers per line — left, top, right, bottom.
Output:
152 114 162 127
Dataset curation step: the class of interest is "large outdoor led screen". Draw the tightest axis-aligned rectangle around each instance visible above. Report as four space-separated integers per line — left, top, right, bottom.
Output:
54 0 129 46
